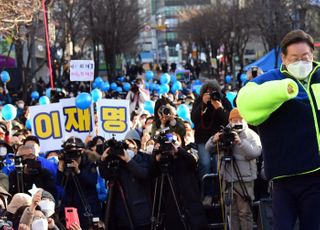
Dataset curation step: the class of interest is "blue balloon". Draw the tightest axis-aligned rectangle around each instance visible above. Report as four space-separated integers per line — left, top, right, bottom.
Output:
0 71 10 83
194 79 202 84
154 84 160 93
145 82 149 89
225 75 232 84
76 93 92 110
171 81 182 93
195 85 201 95
94 77 103 88
177 104 190 120
160 73 171 84
159 84 170 94
31 91 40 100
39 96 50 105
118 76 125 82
123 82 131 92
25 119 32 130
144 101 155 114
92 82 98 89
116 86 122 93
111 83 117 91
45 88 51 98
240 73 247 83
145 71 154 81
171 75 177 83
149 83 155 92
91 89 102 103
2 104 17 121
226 92 237 108
101 82 110 92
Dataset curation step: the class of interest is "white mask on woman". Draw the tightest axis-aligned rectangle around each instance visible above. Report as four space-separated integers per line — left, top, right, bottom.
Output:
38 200 55 217
31 218 48 230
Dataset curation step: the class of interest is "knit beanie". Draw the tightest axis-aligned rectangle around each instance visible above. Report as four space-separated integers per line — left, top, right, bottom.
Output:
229 108 243 121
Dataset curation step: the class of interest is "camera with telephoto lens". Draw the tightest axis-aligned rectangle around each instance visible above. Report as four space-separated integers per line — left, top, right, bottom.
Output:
158 105 172 116
60 137 84 170
153 127 177 165
104 136 129 178
218 125 239 156
14 155 41 175
210 91 221 101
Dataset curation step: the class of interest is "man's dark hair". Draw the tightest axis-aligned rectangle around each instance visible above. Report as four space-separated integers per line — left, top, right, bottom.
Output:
23 135 40 146
281 30 314 55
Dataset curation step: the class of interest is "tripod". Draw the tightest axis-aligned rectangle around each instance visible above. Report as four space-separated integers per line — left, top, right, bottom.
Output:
220 154 253 230
104 178 135 230
15 159 24 193
60 167 93 224
151 158 189 230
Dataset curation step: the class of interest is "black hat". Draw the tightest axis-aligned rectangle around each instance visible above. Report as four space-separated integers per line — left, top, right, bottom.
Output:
62 137 85 150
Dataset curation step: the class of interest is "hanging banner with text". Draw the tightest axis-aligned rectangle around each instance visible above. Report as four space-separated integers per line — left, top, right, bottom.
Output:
70 60 94 81
60 98 95 141
29 103 65 152
96 99 130 140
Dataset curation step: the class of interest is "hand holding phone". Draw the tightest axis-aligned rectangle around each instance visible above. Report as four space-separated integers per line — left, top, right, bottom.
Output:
65 207 80 230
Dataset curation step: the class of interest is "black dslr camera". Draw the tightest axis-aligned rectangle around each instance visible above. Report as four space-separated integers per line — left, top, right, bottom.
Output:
218 125 237 156
153 128 177 165
60 137 84 170
103 137 129 178
158 105 172 116
251 66 258 78
210 91 221 101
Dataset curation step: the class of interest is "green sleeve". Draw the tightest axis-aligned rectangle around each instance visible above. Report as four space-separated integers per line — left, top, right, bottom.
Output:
236 78 299 126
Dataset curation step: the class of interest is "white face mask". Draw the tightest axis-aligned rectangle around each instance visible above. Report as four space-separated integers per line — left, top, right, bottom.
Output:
146 145 154 154
0 147 7 157
31 218 48 230
127 150 135 161
287 60 313 80
38 200 55 217
47 156 59 166
18 103 24 109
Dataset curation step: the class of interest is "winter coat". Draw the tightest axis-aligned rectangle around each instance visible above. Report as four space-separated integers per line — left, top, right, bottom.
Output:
237 63 320 179
56 161 101 229
9 167 56 198
205 123 262 182
151 147 208 230
126 89 150 114
98 152 152 229
191 96 231 144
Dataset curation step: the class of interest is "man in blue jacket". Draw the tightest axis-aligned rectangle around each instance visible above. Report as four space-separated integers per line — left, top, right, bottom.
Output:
237 30 320 230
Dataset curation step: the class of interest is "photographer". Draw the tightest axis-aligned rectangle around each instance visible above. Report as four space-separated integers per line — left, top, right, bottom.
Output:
151 97 186 142
191 80 231 205
126 78 150 114
57 137 101 229
8 145 56 197
205 108 261 230
151 131 207 230
98 133 152 230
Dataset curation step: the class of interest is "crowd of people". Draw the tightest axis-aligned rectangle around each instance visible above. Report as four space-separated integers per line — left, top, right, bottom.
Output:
0 29 318 230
